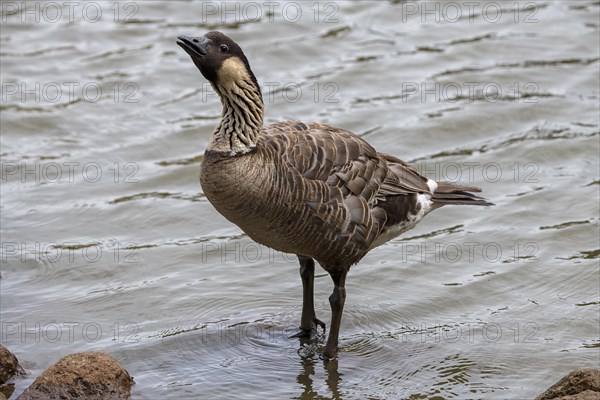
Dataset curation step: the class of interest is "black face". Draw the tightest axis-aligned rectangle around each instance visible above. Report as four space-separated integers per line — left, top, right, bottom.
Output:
177 31 254 87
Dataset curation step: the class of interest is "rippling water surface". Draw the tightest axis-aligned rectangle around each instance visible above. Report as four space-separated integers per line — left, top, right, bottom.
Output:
1 1 599 399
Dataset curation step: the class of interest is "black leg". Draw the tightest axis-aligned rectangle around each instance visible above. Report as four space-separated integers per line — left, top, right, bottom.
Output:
323 270 347 360
292 256 326 339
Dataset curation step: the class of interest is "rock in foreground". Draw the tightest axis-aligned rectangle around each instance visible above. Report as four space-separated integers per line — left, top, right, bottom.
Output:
0 345 25 384
536 368 600 400
17 351 133 400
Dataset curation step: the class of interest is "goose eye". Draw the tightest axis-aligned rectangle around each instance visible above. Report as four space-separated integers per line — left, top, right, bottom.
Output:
220 44 229 53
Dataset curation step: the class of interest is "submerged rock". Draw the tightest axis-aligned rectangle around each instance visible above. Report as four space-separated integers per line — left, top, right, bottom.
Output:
0 345 25 384
17 351 133 400
536 368 600 400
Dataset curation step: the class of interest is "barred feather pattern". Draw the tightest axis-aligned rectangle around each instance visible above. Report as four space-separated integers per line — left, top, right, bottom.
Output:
209 76 264 154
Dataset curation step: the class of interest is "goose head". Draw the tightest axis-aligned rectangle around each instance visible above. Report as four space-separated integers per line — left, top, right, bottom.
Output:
177 31 261 96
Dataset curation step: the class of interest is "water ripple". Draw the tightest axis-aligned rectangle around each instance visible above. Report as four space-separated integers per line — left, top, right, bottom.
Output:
107 191 206 204
432 57 600 79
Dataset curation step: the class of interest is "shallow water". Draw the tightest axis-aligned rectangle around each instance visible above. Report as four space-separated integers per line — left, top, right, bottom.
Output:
1 1 599 398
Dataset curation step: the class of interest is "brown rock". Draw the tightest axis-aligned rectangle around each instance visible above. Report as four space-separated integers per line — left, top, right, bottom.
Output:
536 369 600 400
0 345 25 384
1 384 15 400
17 351 133 400
554 390 600 400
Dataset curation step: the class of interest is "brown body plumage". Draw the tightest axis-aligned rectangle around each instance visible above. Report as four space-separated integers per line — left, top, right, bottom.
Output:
177 31 491 360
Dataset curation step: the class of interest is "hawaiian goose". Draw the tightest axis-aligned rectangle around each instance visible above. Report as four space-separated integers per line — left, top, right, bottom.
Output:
177 31 492 360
